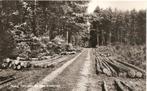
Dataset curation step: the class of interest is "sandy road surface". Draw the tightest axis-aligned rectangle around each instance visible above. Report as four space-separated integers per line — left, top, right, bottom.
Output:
38 48 94 91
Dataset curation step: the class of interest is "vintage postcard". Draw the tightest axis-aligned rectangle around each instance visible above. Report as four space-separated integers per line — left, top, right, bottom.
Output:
0 0 146 91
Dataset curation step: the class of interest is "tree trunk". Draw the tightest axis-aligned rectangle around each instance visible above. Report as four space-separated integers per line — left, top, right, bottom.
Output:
109 30 112 45
66 30 69 44
32 1 37 36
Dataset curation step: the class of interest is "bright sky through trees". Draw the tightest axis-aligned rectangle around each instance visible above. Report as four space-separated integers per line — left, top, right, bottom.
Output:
86 0 147 14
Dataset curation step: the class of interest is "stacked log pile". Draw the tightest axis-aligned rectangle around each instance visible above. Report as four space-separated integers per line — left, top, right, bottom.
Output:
31 55 70 68
114 79 135 91
1 58 31 70
100 79 136 91
1 47 79 70
95 48 145 78
1 56 61 69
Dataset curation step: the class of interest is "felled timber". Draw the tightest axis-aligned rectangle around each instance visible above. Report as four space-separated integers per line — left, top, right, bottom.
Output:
0 75 15 85
103 57 118 76
120 80 135 91
98 56 111 76
100 56 112 76
102 81 108 91
116 59 145 74
114 79 126 91
95 56 102 73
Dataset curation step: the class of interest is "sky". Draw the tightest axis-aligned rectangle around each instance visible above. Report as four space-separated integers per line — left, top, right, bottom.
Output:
0 0 146 13
86 0 147 14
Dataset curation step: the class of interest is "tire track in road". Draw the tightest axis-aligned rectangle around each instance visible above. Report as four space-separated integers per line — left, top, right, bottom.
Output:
72 48 91 91
27 50 85 91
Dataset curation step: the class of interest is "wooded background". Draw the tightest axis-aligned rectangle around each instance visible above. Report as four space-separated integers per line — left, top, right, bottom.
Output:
0 1 146 60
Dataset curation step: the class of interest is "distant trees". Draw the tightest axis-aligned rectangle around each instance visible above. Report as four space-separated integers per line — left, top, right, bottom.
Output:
90 8 146 46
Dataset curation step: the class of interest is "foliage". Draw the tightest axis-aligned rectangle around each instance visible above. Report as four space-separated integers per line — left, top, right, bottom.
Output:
0 1 146 61
115 45 146 70
90 8 146 45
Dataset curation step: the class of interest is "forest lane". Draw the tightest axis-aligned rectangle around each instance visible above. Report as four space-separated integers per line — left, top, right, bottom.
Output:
27 48 95 91
0 48 145 91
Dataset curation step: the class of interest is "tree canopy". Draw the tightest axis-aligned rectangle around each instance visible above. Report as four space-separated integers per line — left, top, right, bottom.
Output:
0 0 146 59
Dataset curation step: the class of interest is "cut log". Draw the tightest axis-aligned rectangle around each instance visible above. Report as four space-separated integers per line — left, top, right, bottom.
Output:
114 79 126 91
0 77 15 85
135 71 142 78
95 57 102 74
26 62 31 68
100 59 112 76
17 65 21 70
12 64 16 70
102 81 108 91
116 59 145 74
103 68 111 76
98 57 111 76
120 80 135 91
24 62 28 68
2 63 8 68
47 64 54 68
95 56 103 73
20 62 25 67
5 58 11 63
107 59 135 74
14 60 20 65
104 59 121 74
127 70 136 78
106 57 115 63
8 63 13 68
118 72 127 77
103 57 118 76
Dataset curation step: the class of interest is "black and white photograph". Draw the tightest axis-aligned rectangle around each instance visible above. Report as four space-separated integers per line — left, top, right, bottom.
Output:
0 0 146 91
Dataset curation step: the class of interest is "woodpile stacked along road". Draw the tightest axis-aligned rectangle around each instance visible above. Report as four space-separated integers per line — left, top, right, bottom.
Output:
94 46 146 91
0 48 146 91
95 50 145 78
0 51 80 91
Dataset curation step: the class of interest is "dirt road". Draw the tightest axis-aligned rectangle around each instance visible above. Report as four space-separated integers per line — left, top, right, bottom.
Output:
0 48 145 91
27 48 93 91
